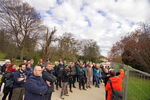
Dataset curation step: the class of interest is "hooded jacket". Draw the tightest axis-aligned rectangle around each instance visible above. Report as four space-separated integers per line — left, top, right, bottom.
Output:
105 71 125 100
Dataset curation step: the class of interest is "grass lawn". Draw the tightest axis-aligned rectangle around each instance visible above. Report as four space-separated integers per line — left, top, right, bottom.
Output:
126 76 150 100
112 62 150 100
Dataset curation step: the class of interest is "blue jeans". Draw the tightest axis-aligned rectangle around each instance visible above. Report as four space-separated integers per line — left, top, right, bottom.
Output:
95 76 100 87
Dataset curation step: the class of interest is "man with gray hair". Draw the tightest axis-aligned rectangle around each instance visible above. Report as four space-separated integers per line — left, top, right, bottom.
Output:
24 65 49 100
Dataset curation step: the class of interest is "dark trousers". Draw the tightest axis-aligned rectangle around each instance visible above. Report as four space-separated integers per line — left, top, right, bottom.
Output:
79 76 85 89
72 75 76 87
68 78 73 90
45 92 52 100
105 91 108 100
76 75 79 82
2 87 13 100
93 76 95 85
56 77 62 89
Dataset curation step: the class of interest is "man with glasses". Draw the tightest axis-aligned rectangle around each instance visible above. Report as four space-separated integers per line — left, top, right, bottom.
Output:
24 65 49 100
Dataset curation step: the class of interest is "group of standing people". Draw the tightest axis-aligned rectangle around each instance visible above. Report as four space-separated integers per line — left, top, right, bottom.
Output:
0 59 125 100
53 61 103 99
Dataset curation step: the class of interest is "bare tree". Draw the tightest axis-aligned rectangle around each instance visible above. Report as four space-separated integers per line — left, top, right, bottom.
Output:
0 0 44 60
57 33 79 61
41 27 57 61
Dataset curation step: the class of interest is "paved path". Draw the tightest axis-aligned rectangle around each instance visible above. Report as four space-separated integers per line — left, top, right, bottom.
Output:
52 84 105 100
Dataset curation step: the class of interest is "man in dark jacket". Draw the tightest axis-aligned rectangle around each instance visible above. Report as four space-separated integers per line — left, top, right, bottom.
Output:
11 63 27 100
42 64 56 100
77 63 86 90
60 65 69 99
26 63 33 77
24 65 48 100
55 61 64 89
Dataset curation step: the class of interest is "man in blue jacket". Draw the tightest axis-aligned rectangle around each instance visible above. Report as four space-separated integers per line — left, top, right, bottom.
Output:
11 63 27 100
24 65 48 100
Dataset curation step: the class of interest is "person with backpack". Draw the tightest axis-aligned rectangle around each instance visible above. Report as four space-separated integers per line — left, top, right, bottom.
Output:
1 64 16 100
105 69 125 100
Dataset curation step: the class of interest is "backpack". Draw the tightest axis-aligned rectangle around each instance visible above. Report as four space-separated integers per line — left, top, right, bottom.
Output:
109 80 123 100
3 72 14 88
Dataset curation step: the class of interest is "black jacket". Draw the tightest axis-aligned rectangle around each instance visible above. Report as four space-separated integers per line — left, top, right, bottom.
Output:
62 69 69 82
42 69 56 93
2 72 14 93
55 64 64 77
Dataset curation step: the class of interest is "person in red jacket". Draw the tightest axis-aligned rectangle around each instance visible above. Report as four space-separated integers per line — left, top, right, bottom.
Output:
2 64 16 100
105 69 125 100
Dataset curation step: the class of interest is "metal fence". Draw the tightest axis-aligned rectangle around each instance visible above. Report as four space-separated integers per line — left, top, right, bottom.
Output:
111 62 150 100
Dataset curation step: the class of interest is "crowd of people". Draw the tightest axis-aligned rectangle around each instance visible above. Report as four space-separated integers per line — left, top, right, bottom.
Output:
0 59 125 100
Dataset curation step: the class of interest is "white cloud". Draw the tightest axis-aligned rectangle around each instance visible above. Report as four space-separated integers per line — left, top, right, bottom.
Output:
25 0 150 57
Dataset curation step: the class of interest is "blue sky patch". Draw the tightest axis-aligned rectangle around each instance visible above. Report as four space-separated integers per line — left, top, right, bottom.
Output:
56 0 63 5
85 17 92 27
54 19 64 24
80 2 88 11
46 10 53 15
97 10 107 16
129 22 135 27
35 10 45 18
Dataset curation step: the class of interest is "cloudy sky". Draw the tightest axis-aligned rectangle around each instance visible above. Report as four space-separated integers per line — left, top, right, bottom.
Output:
25 0 150 57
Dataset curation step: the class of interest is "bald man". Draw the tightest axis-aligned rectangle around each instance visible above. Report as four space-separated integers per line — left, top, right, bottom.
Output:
24 66 48 100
